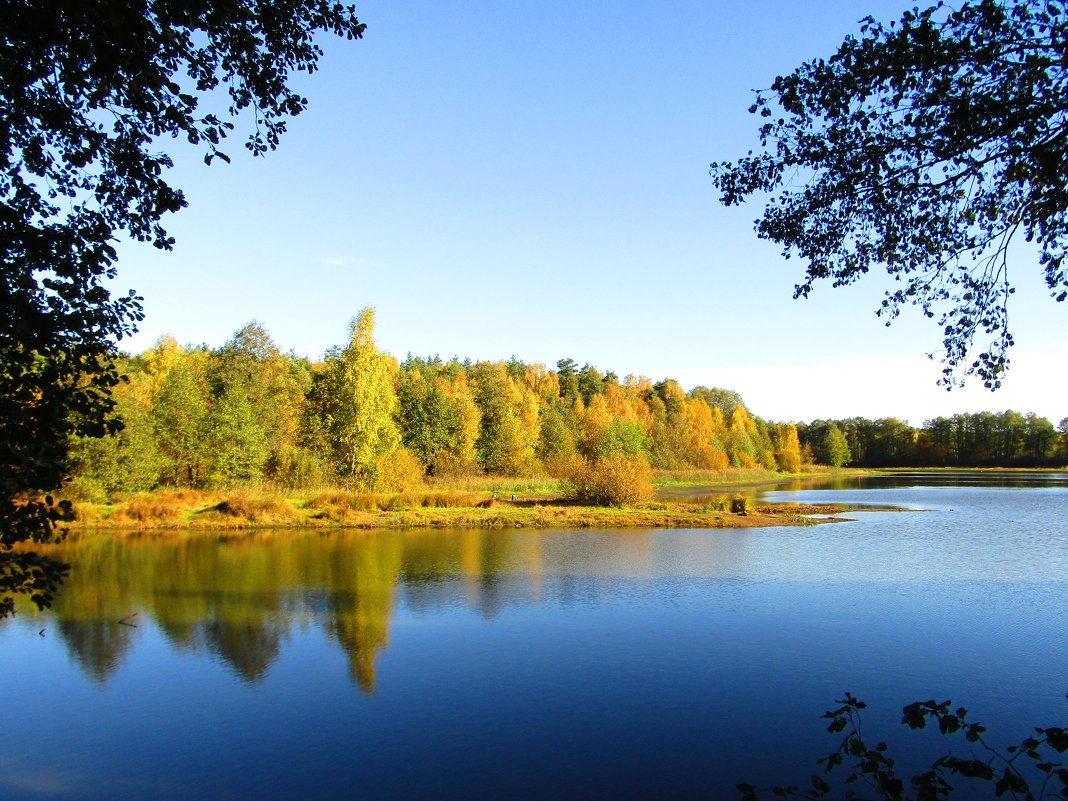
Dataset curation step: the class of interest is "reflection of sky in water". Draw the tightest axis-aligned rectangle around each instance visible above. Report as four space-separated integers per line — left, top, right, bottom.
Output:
1 475 1066 800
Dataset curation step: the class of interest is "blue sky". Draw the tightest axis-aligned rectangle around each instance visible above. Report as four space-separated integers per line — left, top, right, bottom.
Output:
111 0 1066 425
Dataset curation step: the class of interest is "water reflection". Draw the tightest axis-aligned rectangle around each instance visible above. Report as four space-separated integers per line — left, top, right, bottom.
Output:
10 471 1066 693
658 469 1068 502
3 478 1066 801
13 529 690 690
765 470 1068 492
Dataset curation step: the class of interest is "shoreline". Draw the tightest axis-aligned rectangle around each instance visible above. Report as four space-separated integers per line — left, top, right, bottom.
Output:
58 501 876 534
55 466 909 534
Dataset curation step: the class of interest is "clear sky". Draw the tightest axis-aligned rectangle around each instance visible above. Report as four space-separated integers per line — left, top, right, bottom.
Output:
110 0 1067 426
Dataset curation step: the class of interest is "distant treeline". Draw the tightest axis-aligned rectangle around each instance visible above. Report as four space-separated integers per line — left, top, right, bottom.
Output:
798 413 1068 469
67 310 804 500
67 311 1066 500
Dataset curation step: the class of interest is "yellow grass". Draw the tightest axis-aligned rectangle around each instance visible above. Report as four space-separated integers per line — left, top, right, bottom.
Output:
56 467 910 534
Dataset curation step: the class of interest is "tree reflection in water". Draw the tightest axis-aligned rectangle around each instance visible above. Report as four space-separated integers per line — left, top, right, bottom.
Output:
19 529 559 689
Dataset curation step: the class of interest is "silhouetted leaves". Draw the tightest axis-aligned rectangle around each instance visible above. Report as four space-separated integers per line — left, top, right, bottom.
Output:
711 0 1068 388
0 1 365 614
742 693 1067 800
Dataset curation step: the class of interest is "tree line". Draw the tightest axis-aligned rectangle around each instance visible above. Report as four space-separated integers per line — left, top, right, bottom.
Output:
799 412 1067 469
66 309 1066 501
66 309 804 499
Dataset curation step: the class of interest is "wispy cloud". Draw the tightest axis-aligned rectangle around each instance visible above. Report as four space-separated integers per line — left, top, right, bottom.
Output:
319 256 348 267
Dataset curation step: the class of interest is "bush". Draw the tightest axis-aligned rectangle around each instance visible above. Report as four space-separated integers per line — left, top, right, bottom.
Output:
375 448 426 492
568 452 654 507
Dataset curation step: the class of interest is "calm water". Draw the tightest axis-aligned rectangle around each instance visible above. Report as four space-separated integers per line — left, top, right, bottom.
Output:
1 472 1066 800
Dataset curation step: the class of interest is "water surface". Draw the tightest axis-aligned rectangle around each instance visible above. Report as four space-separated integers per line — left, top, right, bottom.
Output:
1 472 1065 799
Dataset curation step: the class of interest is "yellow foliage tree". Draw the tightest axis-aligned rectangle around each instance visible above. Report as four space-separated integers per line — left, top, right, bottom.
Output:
523 363 560 404
683 398 729 468
139 335 183 400
581 393 613 456
726 406 760 468
774 423 802 473
310 308 400 487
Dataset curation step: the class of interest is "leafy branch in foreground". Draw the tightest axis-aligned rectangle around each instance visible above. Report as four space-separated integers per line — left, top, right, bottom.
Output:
0 1 365 615
711 0 1068 389
737 692 1068 800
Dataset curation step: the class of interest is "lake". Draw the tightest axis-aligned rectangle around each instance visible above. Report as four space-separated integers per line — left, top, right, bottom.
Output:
1 471 1066 800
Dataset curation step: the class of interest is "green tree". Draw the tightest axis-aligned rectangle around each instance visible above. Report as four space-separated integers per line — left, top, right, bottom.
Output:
66 363 162 500
471 363 540 476
209 322 307 484
0 1 365 614
867 418 917 466
997 409 1029 464
647 380 691 468
152 350 211 487
1022 412 1057 465
309 309 400 488
690 386 746 416
205 385 270 486
536 401 578 468
591 418 648 460
397 362 480 476
556 358 580 403
918 416 956 466
711 0 1067 388
821 423 852 468
577 363 606 404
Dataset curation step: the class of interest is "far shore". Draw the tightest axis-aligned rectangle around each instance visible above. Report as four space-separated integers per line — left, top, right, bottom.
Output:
50 467 919 535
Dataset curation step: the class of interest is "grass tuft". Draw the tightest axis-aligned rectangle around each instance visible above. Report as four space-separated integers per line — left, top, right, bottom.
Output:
213 494 298 524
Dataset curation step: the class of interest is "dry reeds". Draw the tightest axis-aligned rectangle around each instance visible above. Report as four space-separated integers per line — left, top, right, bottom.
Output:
116 492 188 522
213 494 298 524
305 490 482 516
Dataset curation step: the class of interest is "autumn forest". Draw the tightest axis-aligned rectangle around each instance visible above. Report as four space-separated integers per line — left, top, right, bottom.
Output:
66 309 1068 504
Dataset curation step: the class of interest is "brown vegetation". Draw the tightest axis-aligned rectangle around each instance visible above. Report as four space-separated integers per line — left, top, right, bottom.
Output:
566 453 654 507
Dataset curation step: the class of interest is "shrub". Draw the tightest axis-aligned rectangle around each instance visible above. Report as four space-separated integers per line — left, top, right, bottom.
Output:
376 448 426 493
697 495 732 513
568 453 654 507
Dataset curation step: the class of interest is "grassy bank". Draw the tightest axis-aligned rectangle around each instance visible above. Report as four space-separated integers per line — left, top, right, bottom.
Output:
58 467 886 532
